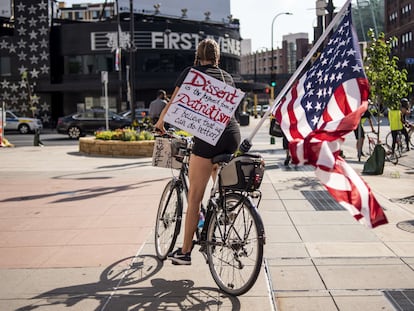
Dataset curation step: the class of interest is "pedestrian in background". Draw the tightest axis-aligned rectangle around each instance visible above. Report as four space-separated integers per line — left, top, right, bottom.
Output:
149 89 168 124
354 108 376 158
400 98 412 151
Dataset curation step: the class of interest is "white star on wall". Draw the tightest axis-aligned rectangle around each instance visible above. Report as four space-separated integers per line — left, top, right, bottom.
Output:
40 64 49 74
16 16 26 24
0 80 9 88
39 51 48 60
16 2 25 12
0 39 8 49
29 55 39 64
38 1 47 10
18 65 28 75
30 68 40 79
8 44 16 53
17 51 27 61
29 42 38 52
17 27 27 36
28 5 37 15
17 39 26 49
28 30 38 40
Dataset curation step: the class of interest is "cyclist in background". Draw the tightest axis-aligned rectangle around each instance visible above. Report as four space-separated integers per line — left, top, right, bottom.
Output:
154 39 241 265
388 100 405 153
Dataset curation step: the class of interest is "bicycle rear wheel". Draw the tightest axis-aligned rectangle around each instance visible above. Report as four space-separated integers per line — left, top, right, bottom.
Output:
206 193 265 296
385 147 399 165
154 179 183 260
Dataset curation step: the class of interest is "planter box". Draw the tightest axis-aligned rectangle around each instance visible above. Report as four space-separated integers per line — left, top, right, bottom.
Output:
79 137 155 157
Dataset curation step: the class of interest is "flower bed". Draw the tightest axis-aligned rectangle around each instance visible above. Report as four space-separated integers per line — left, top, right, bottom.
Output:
79 137 154 157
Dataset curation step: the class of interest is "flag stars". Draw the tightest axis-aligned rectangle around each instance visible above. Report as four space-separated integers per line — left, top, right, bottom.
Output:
311 115 319 125
352 64 362 72
317 89 323 98
347 49 356 57
341 60 349 68
305 101 313 111
336 72 344 81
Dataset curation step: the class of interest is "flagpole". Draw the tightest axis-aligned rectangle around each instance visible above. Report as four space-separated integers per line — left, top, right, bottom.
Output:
240 0 352 151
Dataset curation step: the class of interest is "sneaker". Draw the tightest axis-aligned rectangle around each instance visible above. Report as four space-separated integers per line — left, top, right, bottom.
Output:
168 248 191 265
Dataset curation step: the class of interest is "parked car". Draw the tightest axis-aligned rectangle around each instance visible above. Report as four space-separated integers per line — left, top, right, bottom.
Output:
56 109 131 139
4 110 43 134
120 108 150 121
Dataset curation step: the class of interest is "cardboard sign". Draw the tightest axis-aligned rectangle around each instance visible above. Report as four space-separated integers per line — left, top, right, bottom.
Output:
152 137 182 169
164 69 245 146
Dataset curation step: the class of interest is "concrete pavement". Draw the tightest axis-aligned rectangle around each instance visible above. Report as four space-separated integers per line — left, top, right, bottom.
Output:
0 117 413 310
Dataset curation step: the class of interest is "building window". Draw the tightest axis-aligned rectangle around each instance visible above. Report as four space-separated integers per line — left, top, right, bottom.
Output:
65 54 114 75
0 56 11 76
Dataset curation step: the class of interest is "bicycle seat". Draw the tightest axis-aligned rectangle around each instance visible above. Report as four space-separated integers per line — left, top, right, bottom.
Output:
212 154 233 164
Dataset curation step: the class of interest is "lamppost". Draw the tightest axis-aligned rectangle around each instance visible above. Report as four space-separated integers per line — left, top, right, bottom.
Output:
270 12 292 97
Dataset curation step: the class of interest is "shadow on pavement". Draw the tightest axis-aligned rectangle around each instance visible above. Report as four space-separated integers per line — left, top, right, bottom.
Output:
0 179 167 204
15 255 240 311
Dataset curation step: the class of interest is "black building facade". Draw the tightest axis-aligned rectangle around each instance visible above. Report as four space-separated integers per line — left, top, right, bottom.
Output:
0 0 243 126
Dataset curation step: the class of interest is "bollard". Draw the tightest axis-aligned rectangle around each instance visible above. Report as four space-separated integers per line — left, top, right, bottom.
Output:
270 136 275 144
33 129 43 147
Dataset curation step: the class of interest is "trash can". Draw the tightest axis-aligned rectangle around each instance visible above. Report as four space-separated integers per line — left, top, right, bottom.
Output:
238 113 250 126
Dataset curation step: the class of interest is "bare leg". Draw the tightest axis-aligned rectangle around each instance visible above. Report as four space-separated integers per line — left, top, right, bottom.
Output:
181 154 213 253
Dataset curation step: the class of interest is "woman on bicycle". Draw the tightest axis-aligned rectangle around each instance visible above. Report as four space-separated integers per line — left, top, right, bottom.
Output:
154 38 241 265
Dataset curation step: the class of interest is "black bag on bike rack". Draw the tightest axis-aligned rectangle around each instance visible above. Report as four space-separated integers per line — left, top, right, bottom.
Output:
220 154 265 191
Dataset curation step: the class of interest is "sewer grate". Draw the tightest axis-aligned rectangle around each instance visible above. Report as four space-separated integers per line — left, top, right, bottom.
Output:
383 289 414 311
283 165 315 171
396 220 414 234
301 190 345 211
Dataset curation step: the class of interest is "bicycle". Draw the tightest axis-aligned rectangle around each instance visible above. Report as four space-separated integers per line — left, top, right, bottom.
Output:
154 132 266 296
366 132 398 165
385 125 414 151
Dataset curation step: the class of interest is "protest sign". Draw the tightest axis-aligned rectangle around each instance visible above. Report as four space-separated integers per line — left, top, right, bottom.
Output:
164 69 245 146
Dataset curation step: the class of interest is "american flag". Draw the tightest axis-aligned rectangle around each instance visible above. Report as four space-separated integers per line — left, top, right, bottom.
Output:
274 4 388 228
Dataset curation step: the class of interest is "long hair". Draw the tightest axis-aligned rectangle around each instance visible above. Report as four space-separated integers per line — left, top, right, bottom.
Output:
194 38 220 66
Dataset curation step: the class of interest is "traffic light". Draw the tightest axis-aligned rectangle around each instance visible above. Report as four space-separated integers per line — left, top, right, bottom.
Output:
265 87 270 94
270 81 276 87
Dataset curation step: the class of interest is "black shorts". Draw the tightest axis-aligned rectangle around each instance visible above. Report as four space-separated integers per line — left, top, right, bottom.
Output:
192 119 240 159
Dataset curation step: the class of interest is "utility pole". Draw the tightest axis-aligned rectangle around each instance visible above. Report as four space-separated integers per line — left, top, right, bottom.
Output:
129 0 136 125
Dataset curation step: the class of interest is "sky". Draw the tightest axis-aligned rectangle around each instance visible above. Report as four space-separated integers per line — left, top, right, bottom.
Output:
62 0 349 51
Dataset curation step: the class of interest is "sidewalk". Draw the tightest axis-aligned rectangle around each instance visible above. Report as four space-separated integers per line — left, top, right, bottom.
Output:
0 117 413 310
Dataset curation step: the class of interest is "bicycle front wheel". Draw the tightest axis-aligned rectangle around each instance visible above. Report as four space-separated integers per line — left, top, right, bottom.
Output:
206 193 265 296
154 179 183 260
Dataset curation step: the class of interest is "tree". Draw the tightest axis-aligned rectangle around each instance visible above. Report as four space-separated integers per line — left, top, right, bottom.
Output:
364 29 412 124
